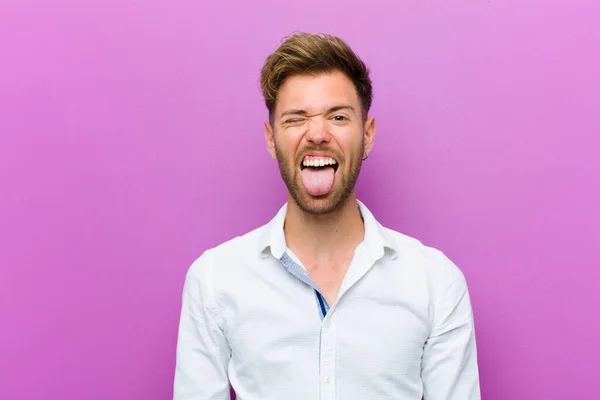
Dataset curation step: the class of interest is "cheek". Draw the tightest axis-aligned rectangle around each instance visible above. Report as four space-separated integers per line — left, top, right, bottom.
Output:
336 133 363 156
278 131 304 153
274 135 299 162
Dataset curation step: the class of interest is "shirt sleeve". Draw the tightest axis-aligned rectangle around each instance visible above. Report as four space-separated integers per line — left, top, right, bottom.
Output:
421 271 481 400
173 254 231 400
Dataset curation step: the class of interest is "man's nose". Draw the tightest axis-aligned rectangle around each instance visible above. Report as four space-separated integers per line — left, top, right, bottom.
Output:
305 118 331 144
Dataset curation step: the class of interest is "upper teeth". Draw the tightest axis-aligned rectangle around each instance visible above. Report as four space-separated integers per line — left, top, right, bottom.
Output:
302 158 337 167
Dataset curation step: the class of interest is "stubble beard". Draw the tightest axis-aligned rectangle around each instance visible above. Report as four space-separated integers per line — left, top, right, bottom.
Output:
274 143 363 216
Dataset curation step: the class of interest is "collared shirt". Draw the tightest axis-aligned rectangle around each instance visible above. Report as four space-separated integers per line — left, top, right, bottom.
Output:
174 201 481 400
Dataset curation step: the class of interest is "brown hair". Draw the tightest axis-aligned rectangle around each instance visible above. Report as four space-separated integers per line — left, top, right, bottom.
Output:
260 32 373 122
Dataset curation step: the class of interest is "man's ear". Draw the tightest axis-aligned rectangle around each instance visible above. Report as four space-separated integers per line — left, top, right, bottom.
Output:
265 122 277 160
363 116 376 156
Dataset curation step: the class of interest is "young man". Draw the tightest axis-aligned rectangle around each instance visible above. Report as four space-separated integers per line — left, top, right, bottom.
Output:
174 33 481 400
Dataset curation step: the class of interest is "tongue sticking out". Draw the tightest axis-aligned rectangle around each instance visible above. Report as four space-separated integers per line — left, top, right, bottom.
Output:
301 166 335 196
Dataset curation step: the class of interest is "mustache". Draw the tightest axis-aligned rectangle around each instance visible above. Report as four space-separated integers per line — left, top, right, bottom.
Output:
296 146 341 160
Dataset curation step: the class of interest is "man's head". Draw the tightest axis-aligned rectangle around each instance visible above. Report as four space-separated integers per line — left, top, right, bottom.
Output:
261 33 376 215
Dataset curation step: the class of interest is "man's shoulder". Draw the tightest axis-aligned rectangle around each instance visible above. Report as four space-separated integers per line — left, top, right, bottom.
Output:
381 225 467 285
208 224 266 259
185 223 268 281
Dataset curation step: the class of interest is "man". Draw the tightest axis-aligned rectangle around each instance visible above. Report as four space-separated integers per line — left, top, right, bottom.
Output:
174 33 481 400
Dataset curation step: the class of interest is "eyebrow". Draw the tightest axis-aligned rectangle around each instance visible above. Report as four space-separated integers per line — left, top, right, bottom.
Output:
280 105 356 119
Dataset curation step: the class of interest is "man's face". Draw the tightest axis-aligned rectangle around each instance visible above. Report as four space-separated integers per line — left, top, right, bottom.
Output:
265 71 375 215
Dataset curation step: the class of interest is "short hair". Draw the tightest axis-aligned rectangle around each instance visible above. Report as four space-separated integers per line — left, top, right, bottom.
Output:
260 32 373 122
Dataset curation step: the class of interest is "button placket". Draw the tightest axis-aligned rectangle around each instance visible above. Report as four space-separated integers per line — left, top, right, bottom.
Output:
320 310 337 399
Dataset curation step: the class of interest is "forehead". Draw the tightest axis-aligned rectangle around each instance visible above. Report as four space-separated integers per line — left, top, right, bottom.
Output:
275 71 360 116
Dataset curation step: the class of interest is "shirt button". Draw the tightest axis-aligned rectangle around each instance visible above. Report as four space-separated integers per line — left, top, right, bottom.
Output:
323 320 331 330
324 376 332 384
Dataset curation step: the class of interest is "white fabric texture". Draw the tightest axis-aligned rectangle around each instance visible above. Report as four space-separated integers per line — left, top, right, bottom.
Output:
174 200 481 400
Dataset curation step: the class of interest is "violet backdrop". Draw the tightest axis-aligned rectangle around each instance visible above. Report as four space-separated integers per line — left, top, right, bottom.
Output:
1 0 599 399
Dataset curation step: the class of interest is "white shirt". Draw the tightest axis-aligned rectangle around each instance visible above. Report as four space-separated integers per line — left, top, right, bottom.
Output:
174 201 481 400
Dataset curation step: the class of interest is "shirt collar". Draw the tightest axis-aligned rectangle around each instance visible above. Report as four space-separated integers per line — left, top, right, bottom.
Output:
258 203 289 259
258 200 397 260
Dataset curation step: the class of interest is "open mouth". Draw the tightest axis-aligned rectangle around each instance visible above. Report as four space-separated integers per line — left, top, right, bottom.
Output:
300 156 339 172
299 156 339 197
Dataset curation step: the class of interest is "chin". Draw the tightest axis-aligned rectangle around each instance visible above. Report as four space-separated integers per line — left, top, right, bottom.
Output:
279 161 360 216
292 187 350 216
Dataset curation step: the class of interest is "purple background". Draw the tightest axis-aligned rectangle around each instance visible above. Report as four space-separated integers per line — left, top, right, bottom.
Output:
1 0 599 399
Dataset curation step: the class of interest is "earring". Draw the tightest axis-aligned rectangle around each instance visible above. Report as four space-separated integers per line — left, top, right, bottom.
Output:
362 150 369 161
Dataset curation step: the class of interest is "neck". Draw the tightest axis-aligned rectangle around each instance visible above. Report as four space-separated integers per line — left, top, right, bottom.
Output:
283 192 365 263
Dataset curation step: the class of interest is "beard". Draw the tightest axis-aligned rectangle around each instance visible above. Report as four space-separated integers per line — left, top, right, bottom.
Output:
274 142 363 216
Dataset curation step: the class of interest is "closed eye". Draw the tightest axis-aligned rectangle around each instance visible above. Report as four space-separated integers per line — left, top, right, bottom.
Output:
284 118 307 125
